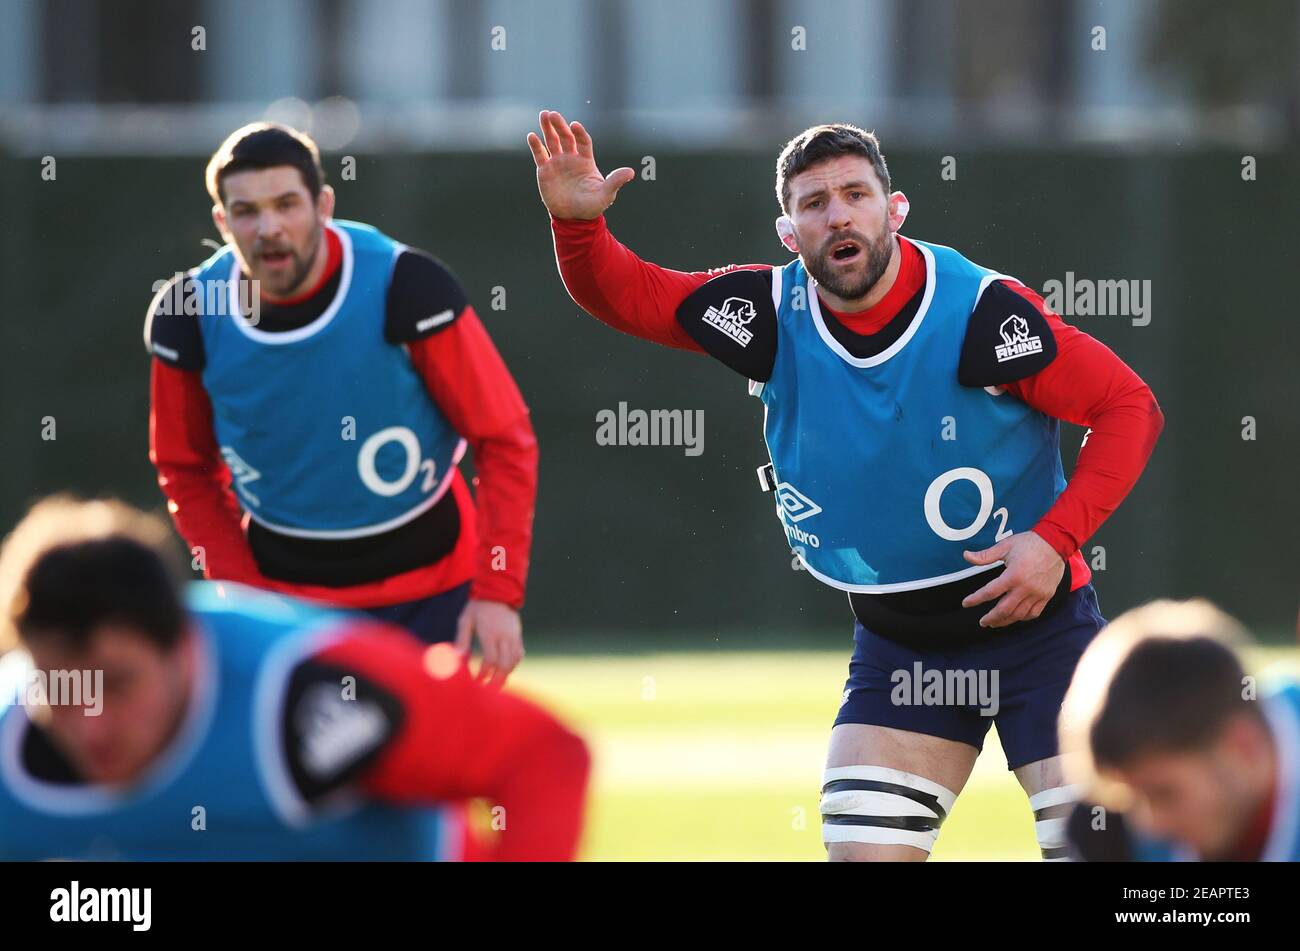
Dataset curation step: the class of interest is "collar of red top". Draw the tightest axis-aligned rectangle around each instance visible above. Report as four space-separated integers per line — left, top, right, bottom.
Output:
818 234 924 337
257 226 343 306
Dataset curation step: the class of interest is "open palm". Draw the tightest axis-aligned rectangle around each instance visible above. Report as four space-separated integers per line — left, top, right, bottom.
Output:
527 110 636 220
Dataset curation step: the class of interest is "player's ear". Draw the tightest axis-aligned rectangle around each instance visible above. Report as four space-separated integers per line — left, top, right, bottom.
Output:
211 203 230 242
774 215 799 253
317 184 336 221
887 191 910 233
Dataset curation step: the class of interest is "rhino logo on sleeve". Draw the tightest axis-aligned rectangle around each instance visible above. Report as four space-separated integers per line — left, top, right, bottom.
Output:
703 296 759 347
994 314 1043 363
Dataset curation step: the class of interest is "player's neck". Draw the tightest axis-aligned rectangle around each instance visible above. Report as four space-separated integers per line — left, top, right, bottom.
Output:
819 233 901 315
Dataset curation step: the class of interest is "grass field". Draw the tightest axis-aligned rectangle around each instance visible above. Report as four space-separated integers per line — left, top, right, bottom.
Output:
510 645 1300 861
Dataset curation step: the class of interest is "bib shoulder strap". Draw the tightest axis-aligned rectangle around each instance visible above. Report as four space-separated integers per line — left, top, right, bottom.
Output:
957 278 1057 387
144 270 206 371
383 248 469 344
674 267 778 382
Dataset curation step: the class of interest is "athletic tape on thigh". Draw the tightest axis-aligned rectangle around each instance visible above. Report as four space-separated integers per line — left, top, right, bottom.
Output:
1028 784 1082 862
820 765 958 852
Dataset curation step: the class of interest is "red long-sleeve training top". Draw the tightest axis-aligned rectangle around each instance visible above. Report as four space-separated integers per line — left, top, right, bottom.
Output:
149 228 537 610
313 624 590 861
551 215 1165 590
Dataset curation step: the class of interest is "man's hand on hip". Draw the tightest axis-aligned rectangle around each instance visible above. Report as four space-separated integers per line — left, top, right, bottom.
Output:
961 531 1066 628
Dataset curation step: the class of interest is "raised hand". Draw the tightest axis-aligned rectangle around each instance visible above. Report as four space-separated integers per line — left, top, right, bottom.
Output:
527 110 636 220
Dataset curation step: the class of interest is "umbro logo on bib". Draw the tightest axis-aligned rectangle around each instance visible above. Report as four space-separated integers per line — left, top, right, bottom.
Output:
220 446 262 507
775 482 822 522
994 314 1043 363
702 296 758 347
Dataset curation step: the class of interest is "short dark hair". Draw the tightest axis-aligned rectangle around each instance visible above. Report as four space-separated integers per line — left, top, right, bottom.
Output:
1093 636 1259 768
206 122 325 206
0 497 187 653
775 124 891 214
1060 600 1261 806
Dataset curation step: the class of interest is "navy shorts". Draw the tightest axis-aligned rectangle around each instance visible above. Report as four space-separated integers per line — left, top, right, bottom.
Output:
834 584 1106 770
362 582 471 644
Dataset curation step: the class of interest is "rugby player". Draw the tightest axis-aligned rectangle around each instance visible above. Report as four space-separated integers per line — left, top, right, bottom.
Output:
1061 600 1299 862
528 110 1164 861
146 123 536 683
0 497 588 861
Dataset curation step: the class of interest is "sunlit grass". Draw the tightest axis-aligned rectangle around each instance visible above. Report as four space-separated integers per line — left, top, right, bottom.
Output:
510 646 1300 861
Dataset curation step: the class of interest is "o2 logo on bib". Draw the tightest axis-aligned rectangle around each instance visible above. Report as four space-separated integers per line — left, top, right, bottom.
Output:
357 426 437 498
923 467 1013 542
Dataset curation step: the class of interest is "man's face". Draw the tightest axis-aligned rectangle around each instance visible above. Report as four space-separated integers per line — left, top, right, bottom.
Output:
27 626 193 787
1109 720 1271 859
787 155 894 302
214 166 332 297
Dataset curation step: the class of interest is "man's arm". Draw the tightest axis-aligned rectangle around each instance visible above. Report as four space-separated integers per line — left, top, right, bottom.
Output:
532 111 773 367
149 362 266 584
552 215 770 352
289 624 591 861
959 280 1164 626
405 310 537 610
386 249 537 683
146 276 266 585
1000 281 1165 559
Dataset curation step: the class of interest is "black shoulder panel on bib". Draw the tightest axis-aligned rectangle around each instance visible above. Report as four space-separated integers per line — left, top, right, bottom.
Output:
282 658 405 804
675 268 778 382
957 280 1057 387
384 248 469 343
144 273 206 371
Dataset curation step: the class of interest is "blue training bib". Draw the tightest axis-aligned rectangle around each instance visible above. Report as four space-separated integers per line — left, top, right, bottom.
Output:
0 582 451 860
192 220 465 539
757 239 1067 592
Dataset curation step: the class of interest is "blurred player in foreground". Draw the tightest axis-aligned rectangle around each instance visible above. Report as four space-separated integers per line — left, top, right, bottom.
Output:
147 123 536 682
0 498 588 861
529 110 1164 861
1061 599 1299 862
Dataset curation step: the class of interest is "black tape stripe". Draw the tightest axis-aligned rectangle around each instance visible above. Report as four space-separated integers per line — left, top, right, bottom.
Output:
821 778 949 824
822 814 941 833
1040 846 1070 861
1033 801 1074 822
